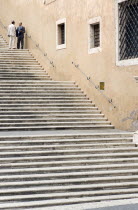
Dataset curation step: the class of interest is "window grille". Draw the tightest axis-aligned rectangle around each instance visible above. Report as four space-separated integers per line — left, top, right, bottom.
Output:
90 23 100 49
58 23 65 45
118 0 138 60
93 24 100 47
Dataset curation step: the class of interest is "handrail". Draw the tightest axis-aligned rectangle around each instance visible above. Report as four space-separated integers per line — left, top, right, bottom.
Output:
0 20 7 30
26 33 55 67
0 19 55 68
72 61 116 108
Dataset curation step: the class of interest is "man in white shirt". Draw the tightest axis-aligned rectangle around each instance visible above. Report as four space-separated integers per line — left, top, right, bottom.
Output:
7 21 16 49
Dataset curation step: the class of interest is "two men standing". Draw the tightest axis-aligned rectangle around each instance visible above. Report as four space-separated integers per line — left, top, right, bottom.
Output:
8 21 25 49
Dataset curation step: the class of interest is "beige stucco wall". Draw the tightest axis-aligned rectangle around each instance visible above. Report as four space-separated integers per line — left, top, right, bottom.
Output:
0 0 137 131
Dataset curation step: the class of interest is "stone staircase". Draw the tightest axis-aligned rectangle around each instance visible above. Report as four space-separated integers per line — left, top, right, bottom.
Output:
0 34 137 209
0 132 138 209
0 36 114 131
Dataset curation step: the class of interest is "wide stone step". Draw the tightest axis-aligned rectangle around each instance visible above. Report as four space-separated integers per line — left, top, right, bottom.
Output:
0 90 84 94
0 193 138 209
0 130 133 141
0 51 32 53
0 100 93 104
0 156 137 169
0 42 8 44
0 57 34 60
0 73 49 77
0 180 138 195
0 125 114 131
0 133 133 141
0 137 132 145
0 167 138 181
0 44 8 47
0 185 129 200
0 110 102 115
0 67 43 70
0 76 51 80
0 107 98 112
0 64 44 69
0 120 111 126
0 153 136 164
0 136 132 143
0 61 38 64
1 154 137 168
0 147 137 159
0 65 44 69
0 60 39 63
0 54 35 57
1 175 138 189
0 133 132 140
0 142 132 152
0 86 81 91
0 189 138 205
0 73 50 78
0 49 29 51
1 163 138 177
0 107 98 111
0 65 42 68
0 114 104 119
0 58 37 61
0 70 48 74
0 96 88 100
0 118 106 123
0 80 75 84
0 47 8 49
0 84 78 88
0 55 33 58
0 91 86 97
0 54 32 56
0 102 94 106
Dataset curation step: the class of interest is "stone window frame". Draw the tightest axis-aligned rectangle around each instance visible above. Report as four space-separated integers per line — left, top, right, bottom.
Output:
116 0 138 66
56 18 66 50
88 17 102 54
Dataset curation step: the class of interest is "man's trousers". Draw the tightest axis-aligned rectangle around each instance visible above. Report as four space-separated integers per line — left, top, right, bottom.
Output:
17 37 24 49
9 36 16 49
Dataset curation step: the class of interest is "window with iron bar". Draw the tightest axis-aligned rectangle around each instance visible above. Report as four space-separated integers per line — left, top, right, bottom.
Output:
118 0 138 61
88 17 101 54
90 23 100 49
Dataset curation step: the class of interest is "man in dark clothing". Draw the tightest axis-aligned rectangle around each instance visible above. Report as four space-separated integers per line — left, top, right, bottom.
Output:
16 22 25 49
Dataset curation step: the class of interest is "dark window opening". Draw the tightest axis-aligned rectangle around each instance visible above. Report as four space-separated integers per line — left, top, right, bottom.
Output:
58 23 65 45
90 23 100 49
118 0 138 60
93 24 100 47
